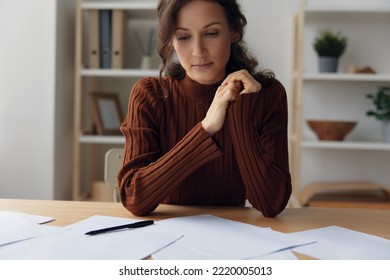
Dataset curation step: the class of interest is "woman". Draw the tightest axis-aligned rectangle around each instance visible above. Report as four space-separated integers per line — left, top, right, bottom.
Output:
118 0 291 217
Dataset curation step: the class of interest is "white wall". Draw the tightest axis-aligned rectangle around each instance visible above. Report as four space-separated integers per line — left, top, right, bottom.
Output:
241 0 300 92
0 0 56 199
0 0 75 199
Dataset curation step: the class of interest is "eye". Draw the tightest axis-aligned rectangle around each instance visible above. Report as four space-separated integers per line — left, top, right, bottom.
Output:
205 31 219 37
176 34 190 41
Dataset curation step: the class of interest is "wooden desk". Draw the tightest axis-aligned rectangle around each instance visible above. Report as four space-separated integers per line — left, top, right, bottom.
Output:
1 198 389 240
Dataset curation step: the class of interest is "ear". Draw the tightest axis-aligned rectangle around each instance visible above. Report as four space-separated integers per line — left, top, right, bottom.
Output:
231 30 240 43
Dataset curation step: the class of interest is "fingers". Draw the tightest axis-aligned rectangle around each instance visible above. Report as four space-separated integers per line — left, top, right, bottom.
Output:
216 82 239 102
222 69 262 95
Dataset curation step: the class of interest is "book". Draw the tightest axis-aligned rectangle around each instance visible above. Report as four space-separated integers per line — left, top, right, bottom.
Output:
88 10 100 68
111 10 125 69
100 10 112 69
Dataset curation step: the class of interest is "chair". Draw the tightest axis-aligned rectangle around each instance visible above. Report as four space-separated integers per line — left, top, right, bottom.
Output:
104 148 124 202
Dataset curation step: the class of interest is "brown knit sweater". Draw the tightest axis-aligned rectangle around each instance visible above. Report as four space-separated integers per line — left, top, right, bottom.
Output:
118 74 291 217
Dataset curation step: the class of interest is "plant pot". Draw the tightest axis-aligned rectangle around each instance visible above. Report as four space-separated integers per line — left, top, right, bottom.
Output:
382 121 390 143
140 55 152 69
318 56 339 73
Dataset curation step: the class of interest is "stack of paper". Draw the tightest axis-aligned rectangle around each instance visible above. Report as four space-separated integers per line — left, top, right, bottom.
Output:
2 211 389 260
0 213 313 260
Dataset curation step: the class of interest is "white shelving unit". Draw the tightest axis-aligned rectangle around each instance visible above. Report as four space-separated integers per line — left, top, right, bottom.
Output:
303 73 390 82
73 0 159 200
81 68 159 77
301 141 390 151
290 0 390 203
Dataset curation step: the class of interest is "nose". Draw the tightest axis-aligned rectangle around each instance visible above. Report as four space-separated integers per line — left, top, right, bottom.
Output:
192 37 206 57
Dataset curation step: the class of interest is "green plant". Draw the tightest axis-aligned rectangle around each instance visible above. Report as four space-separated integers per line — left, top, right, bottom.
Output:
313 29 347 57
366 85 390 121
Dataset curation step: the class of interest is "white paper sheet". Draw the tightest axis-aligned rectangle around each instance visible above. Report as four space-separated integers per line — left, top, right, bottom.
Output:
290 225 390 260
152 215 314 260
0 212 60 247
153 244 299 260
0 215 183 260
0 211 54 224
249 250 298 260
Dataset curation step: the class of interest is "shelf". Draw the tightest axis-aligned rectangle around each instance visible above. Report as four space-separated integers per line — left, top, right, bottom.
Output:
81 0 156 10
80 135 125 144
305 4 390 14
73 0 160 200
290 0 390 201
302 73 390 82
301 140 390 151
81 68 160 78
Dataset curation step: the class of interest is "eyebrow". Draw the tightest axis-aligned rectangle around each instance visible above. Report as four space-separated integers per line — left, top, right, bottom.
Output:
175 21 222 31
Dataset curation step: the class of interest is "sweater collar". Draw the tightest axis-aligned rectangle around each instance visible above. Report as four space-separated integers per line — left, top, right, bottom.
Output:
178 74 222 104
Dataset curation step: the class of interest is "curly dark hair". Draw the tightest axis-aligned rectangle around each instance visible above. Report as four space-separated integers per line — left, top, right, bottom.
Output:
156 0 275 84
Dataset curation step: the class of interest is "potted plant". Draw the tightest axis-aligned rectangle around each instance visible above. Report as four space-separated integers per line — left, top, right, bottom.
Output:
366 85 390 142
313 29 347 73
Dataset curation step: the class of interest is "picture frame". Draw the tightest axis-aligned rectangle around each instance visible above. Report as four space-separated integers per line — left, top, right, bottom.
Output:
90 92 124 135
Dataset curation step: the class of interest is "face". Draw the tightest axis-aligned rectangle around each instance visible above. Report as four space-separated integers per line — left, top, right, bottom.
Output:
172 0 235 85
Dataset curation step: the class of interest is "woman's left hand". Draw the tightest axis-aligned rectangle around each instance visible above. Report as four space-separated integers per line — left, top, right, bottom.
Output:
221 69 262 95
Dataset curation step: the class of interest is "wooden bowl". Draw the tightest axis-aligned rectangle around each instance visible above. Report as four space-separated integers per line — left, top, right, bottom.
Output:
306 120 357 141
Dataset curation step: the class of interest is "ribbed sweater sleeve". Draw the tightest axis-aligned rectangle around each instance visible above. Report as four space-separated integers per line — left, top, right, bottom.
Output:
227 81 292 217
118 78 223 216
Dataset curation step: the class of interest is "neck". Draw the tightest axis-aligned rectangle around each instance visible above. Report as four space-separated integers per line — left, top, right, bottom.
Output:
178 74 221 103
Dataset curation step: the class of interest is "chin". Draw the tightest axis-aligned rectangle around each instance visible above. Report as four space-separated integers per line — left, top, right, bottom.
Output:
190 72 222 85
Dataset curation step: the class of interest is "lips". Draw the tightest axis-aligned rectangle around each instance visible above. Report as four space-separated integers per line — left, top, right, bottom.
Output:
192 62 213 70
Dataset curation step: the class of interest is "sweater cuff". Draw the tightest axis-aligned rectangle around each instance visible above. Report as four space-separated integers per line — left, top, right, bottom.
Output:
177 122 223 166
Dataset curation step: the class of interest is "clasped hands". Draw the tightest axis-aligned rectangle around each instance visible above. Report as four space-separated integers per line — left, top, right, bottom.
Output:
202 69 262 135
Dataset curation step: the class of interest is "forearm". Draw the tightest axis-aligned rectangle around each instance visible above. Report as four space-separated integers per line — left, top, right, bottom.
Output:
118 123 223 216
227 94 292 217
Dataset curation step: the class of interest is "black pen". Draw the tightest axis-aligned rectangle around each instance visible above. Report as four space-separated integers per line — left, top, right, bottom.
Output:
85 220 154 236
